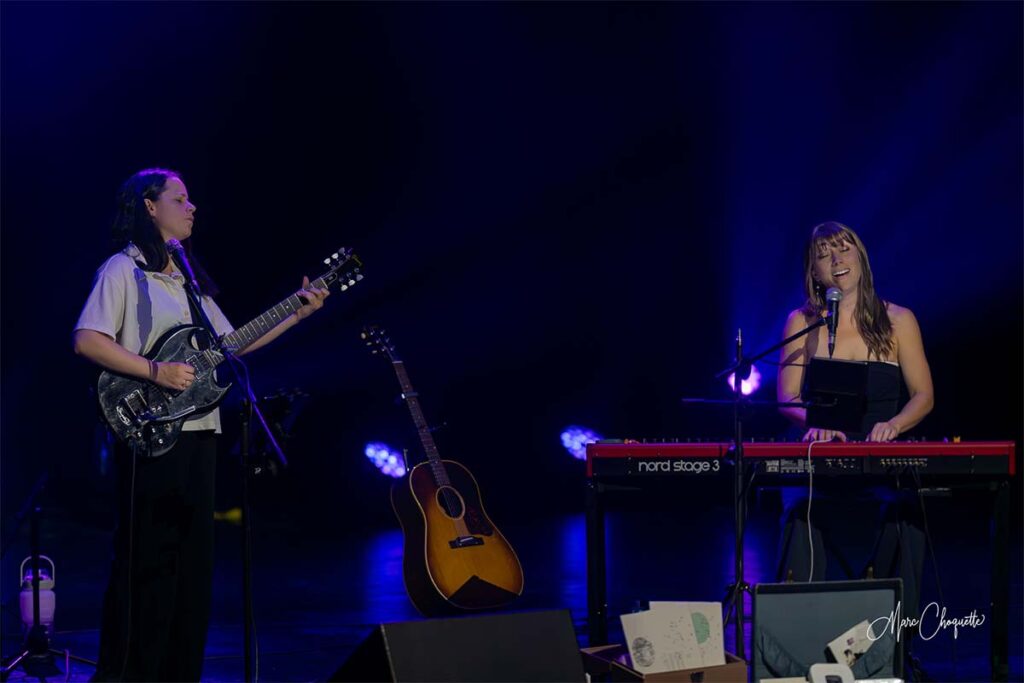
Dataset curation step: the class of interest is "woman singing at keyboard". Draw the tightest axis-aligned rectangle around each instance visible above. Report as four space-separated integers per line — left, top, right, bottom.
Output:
775 221 934 623
777 221 934 442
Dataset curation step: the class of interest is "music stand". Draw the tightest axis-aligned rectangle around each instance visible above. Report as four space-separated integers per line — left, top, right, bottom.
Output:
679 315 830 660
803 358 868 433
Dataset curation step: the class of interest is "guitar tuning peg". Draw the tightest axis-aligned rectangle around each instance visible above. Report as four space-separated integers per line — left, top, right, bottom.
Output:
332 252 339 260
355 274 364 281
323 258 331 266
340 285 349 291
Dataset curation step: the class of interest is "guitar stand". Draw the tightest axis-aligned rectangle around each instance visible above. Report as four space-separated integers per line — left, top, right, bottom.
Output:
1 508 96 682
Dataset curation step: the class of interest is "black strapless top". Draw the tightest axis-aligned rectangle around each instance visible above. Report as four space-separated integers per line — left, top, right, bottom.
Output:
854 361 902 439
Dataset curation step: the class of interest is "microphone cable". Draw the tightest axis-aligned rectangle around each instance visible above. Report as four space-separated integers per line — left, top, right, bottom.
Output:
805 438 831 582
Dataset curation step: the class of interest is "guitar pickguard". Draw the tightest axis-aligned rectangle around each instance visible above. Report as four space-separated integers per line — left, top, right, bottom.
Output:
98 325 229 457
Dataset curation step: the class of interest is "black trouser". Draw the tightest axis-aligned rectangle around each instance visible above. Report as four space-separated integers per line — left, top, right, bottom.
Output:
776 490 926 622
94 431 217 682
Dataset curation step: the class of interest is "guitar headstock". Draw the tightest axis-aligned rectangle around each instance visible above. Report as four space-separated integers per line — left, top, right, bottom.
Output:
361 325 398 362
319 248 364 292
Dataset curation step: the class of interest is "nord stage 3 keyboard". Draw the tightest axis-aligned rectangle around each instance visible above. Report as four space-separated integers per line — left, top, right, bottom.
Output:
585 441 1016 479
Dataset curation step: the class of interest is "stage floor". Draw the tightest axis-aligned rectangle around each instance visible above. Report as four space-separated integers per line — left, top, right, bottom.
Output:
2 490 1020 681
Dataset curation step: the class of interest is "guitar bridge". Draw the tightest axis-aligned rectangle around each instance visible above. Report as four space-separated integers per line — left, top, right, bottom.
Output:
116 390 150 426
448 536 484 549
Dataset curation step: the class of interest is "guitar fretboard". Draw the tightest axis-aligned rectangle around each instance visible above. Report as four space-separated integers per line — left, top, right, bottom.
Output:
191 276 331 373
392 360 452 488
222 276 330 354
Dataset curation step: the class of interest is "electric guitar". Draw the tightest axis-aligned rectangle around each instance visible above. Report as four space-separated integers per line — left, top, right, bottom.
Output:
97 248 363 457
362 325 524 616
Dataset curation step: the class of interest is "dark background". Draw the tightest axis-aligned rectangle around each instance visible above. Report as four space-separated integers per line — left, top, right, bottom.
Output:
2 2 1021 535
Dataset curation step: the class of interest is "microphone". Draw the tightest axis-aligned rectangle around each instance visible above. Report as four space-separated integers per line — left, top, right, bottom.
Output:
825 287 842 358
165 239 200 293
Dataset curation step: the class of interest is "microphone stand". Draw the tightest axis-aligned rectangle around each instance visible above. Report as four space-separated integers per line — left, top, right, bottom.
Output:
682 315 826 661
178 277 285 683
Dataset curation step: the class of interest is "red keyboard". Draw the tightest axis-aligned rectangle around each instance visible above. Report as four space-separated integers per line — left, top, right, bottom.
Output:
586 441 1016 478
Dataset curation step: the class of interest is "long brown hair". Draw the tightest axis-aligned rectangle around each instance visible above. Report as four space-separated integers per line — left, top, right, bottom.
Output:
800 221 894 360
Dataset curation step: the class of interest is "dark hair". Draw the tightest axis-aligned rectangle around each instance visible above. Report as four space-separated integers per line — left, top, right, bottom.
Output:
111 168 218 297
800 221 893 360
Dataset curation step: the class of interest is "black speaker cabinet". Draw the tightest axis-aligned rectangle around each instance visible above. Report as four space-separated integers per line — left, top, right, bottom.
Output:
329 609 585 682
753 579 904 683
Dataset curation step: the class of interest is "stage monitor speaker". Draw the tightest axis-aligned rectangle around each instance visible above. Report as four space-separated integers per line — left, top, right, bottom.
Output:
752 579 903 683
329 609 585 682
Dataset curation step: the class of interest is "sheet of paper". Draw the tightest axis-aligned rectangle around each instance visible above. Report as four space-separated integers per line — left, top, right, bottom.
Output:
649 601 726 667
827 619 875 668
620 610 701 674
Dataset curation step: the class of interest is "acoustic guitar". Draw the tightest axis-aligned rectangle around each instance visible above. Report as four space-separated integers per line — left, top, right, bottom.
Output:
362 325 524 616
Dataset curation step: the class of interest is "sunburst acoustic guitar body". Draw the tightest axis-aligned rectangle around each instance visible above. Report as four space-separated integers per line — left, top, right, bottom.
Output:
391 459 523 616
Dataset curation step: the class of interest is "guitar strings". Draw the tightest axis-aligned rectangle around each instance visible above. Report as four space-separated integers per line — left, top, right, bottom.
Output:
396 361 465 524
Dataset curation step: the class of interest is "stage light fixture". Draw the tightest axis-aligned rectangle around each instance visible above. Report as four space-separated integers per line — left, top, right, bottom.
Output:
727 363 762 396
364 442 407 478
560 426 602 461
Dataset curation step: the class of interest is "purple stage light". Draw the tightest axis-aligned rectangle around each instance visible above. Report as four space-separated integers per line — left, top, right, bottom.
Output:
364 442 407 478
560 426 602 460
727 364 762 396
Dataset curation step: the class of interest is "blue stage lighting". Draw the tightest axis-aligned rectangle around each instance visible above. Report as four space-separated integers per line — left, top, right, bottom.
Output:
364 442 407 478
727 364 762 396
561 426 603 461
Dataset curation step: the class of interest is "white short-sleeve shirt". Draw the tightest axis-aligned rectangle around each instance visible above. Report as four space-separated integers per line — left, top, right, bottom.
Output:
75 244 234 432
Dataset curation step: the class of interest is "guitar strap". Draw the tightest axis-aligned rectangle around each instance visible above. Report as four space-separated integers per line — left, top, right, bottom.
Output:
182 282 219 352
184 285 204 325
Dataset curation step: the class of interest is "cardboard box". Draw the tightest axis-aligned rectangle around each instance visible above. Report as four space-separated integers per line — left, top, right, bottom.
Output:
581 644 748 682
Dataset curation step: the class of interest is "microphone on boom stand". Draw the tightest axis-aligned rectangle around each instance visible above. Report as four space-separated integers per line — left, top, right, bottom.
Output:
825 287 842 358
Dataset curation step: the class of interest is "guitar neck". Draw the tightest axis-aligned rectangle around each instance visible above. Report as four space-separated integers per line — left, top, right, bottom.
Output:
391 360 451 485
224 275 329 354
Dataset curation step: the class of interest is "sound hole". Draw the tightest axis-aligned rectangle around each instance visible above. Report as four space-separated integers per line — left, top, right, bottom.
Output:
435 486 464 519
